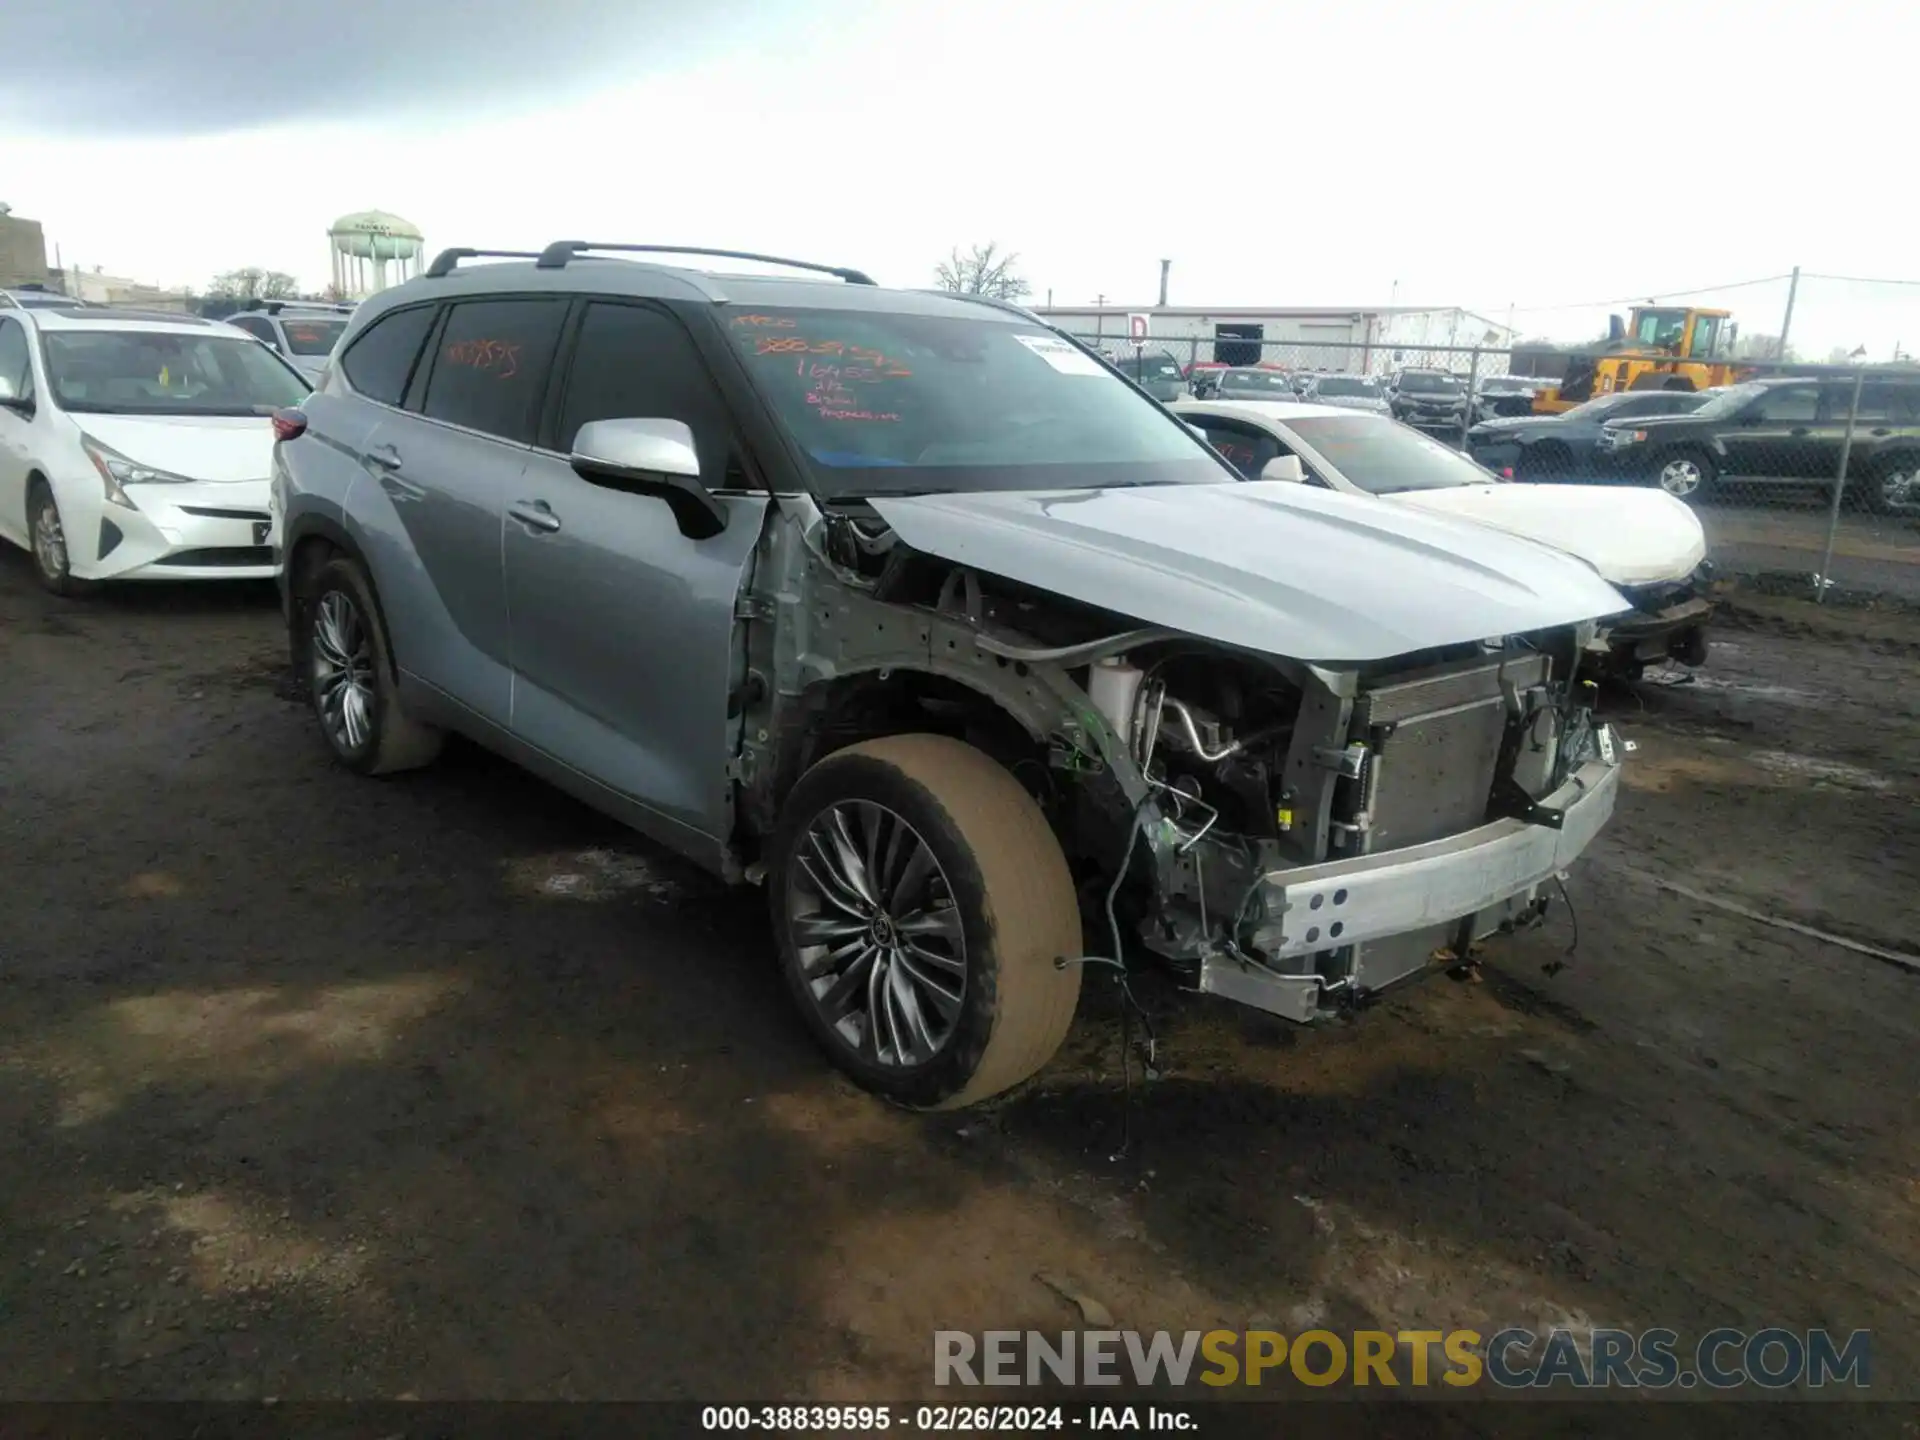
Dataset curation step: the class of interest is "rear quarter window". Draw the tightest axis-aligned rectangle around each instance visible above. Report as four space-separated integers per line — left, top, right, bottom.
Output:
338 305 437 406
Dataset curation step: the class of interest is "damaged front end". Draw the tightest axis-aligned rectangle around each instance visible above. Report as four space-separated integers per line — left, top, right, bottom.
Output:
728 484 1627 1027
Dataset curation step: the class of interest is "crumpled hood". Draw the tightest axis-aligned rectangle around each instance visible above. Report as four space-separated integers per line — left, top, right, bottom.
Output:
1390 483 1706 587
72 414 275 483
869 481 1629 663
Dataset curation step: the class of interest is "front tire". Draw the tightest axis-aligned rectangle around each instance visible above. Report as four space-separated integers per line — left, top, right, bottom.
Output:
769 734 1083 1109
1858 455 1919 515
292 554 442 775
1651 448 1716 500
27 481 98 597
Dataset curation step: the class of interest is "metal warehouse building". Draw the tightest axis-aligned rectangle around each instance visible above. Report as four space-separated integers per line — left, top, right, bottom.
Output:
1032 304 1517 374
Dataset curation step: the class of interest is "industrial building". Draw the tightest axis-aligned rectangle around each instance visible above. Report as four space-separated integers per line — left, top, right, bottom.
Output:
1032 303 1516 375
0 204 53 291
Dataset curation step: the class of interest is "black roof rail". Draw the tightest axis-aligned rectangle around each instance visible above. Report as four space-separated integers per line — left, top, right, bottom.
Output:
424 247 544 279
534 241 875 286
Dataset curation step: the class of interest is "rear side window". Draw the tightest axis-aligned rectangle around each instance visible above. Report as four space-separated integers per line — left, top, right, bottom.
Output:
339 305 436 406
553 301 736 483
228 315 278 346
421 298 566 443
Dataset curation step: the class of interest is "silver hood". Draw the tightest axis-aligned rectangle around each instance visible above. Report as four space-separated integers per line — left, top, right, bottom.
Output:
1318 395 1391 413
869 481 1629 663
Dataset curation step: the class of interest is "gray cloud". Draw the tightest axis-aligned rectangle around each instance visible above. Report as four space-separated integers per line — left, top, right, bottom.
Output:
0 0 759 136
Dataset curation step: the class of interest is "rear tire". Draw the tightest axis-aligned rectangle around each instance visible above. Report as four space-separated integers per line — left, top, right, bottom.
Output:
292 554 443 775
769 733 1083 1109
1858 455 1919 515
1650 448 1716 500
27 480 99 598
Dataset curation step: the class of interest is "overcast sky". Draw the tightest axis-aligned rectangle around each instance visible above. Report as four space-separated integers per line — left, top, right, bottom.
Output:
4 0 1913 358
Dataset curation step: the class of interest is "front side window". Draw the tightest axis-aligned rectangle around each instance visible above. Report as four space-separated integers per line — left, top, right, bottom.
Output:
1283 414 1496 494
555 301 739 485
724 306 1222 498
420 298 567 443
0 317 33 402
1187 417 1284 480
1749 385 1819 424
40 329 309 415
1635 309 1688 348
339 305 436 406
1690 315 1724 358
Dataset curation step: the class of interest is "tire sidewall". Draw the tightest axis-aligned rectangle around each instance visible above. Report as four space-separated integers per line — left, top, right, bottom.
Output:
768 749 1010 1110
1652 448 1714 499
27 482 83 596
297 556 398 775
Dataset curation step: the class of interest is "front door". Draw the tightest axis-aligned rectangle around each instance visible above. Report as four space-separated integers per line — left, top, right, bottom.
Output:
1722 382 1823 481
0 317 36 543
503 299 767 846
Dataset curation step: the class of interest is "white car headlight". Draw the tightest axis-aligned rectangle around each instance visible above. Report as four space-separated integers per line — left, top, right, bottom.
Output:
81 434 197 510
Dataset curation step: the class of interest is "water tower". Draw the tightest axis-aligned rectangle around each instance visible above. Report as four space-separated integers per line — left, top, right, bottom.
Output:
328 210 424 299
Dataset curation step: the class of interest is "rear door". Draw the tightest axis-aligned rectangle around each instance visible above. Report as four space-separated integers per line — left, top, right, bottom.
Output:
366 296 568 727
503 298 769 845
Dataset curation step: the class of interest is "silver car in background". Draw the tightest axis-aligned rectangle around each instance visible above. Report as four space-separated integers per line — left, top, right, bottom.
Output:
1300 373 1390 414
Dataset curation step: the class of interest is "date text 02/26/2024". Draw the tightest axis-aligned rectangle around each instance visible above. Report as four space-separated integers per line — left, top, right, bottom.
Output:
700 1406 1193 1432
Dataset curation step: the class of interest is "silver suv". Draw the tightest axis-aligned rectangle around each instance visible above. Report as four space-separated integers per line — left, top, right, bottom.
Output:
271 241 1631 1108
226 301 354 381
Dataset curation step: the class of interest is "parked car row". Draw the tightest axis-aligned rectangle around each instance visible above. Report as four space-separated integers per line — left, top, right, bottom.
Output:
1466 375 1920 512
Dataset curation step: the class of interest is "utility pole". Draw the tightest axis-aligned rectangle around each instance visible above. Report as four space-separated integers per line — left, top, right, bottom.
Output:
1094 293 1106 345
1157 259 1171 308
1777 265 1800 361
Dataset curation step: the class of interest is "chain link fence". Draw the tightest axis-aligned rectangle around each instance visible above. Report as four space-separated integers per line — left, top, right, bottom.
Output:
1068 333 1920 608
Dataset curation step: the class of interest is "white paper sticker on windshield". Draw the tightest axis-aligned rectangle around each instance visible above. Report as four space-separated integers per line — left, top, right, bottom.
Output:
1014 333 1106 376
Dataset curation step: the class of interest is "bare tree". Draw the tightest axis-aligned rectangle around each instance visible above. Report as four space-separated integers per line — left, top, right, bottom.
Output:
934 242 1031 302
206 267 300 304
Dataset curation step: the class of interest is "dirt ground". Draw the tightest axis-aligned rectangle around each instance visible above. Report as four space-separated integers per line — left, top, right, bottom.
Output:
1 550 1916 1423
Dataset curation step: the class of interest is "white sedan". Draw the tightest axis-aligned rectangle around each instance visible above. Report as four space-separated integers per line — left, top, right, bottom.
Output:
0 302 309 595
1170 398 1714 675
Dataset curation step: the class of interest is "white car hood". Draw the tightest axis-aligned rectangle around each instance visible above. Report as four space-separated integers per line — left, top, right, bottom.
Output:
869 481 1629 664
1390 484 1705 588
72 414 276 483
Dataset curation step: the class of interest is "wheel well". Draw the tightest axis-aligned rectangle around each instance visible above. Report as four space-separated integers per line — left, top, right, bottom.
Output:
743 669 1072 859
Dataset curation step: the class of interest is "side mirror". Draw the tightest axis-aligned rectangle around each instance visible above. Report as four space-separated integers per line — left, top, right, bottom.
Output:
0 374 27 412
570 417 727 540
1259 455 1306 484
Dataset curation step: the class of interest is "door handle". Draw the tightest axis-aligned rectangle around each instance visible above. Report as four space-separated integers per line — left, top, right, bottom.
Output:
1789 427 1810 437
509 499 562 534
1871 427 1892 437
365 444 403 471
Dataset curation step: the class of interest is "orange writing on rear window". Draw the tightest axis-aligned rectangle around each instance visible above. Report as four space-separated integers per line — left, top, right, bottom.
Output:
443 338 522 379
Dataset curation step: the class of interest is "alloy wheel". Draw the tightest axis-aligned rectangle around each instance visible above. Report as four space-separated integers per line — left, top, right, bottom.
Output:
32 497 68 581
311 590 376 753
785 800 967 1068
1878 467 1918 513
1658 458 1703 497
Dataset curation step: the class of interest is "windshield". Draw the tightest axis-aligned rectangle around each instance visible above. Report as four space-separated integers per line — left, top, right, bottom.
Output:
1315 377 1380 398
1560 392 1633 423
1398 372 1460 393
1285 414 1497 495
726 307 1224 498
42 329 310 416
1691 382 1766 419
1480 377 1530 393
1220 370 1295 392
281 317 347 356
